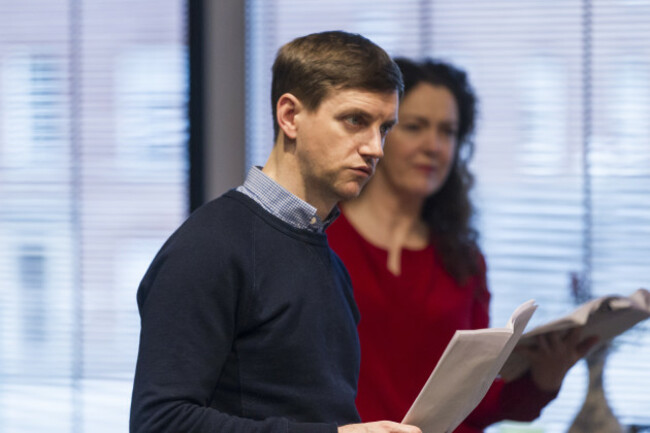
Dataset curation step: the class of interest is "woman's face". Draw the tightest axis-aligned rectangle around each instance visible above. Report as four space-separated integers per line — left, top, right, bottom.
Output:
377 82 459 199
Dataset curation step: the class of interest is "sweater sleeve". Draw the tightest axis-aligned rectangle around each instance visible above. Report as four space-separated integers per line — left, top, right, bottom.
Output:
460 253 558 431
129 212 338 433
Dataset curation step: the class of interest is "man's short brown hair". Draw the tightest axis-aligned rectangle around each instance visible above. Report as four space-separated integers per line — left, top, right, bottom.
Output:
271 30 403 139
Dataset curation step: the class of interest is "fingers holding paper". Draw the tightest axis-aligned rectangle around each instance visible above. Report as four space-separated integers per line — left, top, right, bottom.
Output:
515 327 600 391
338 421 422 433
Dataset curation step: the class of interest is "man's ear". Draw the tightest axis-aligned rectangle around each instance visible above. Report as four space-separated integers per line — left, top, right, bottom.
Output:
276 93 302 140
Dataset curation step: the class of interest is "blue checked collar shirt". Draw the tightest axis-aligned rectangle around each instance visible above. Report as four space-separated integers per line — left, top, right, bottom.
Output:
236 166 339 234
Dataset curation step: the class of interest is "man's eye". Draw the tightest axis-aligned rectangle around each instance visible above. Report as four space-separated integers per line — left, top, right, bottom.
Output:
380 124 393 136
345 115 367 127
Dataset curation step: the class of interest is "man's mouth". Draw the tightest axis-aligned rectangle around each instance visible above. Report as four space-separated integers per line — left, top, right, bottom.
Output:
352 165 373 176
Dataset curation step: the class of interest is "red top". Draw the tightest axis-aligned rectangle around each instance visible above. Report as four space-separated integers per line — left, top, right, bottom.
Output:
327 211 557 433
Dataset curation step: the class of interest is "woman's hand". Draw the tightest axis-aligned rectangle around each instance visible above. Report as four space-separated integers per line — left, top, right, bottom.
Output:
516 327 600 391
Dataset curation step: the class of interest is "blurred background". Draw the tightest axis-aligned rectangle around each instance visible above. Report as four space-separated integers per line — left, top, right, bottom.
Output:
0 1 649 432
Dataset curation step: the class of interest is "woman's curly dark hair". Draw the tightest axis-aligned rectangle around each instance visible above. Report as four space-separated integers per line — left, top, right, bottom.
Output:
394 57 480 283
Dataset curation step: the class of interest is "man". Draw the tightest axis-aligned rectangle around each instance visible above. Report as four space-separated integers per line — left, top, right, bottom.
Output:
130 31 421 433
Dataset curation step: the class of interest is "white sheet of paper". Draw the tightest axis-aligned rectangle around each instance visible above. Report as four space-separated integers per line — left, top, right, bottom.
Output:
402 299 537 433
500 288 650 381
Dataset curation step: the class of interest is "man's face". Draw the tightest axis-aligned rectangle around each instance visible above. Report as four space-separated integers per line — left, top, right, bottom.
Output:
293 88 399 207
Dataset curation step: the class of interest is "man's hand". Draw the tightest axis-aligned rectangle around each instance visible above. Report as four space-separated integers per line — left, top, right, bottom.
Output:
516 327 599 391
338 421 422 433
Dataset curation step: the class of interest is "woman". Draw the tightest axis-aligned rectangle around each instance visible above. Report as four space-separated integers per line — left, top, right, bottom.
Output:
327 58 596 433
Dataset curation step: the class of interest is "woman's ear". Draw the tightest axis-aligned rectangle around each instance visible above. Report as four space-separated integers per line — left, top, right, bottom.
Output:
276 93 301 140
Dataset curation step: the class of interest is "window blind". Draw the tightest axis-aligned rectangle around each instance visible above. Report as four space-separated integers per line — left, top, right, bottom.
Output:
245 1 650 431
589 1 650 427
0 1 188 432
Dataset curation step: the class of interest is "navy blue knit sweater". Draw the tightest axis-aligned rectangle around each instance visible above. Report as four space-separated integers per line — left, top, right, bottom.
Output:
130 190 361 433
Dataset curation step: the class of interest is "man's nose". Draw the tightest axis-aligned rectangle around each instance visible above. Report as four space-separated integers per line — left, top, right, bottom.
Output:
362 129 385 159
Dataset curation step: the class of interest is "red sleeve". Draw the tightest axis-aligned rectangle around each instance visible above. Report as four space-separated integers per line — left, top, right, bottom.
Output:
462 374 558 429
460 253 558 431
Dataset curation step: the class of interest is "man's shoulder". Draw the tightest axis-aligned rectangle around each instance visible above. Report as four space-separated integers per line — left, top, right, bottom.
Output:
189 190 330 252
162 190 259 250
190 190 265 225
200 188 254 212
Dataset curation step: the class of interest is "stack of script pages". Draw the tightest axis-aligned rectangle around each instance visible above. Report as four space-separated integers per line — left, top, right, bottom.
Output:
402 288 650 433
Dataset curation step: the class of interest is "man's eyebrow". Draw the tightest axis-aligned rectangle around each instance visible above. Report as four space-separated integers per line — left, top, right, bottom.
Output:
339 108 372 118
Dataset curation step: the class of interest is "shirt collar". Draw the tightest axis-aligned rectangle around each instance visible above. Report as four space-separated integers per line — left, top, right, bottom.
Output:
236 166 339 233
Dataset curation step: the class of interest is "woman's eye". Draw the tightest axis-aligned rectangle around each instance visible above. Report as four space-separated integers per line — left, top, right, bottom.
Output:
443 127 457 137
402 123 421 132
